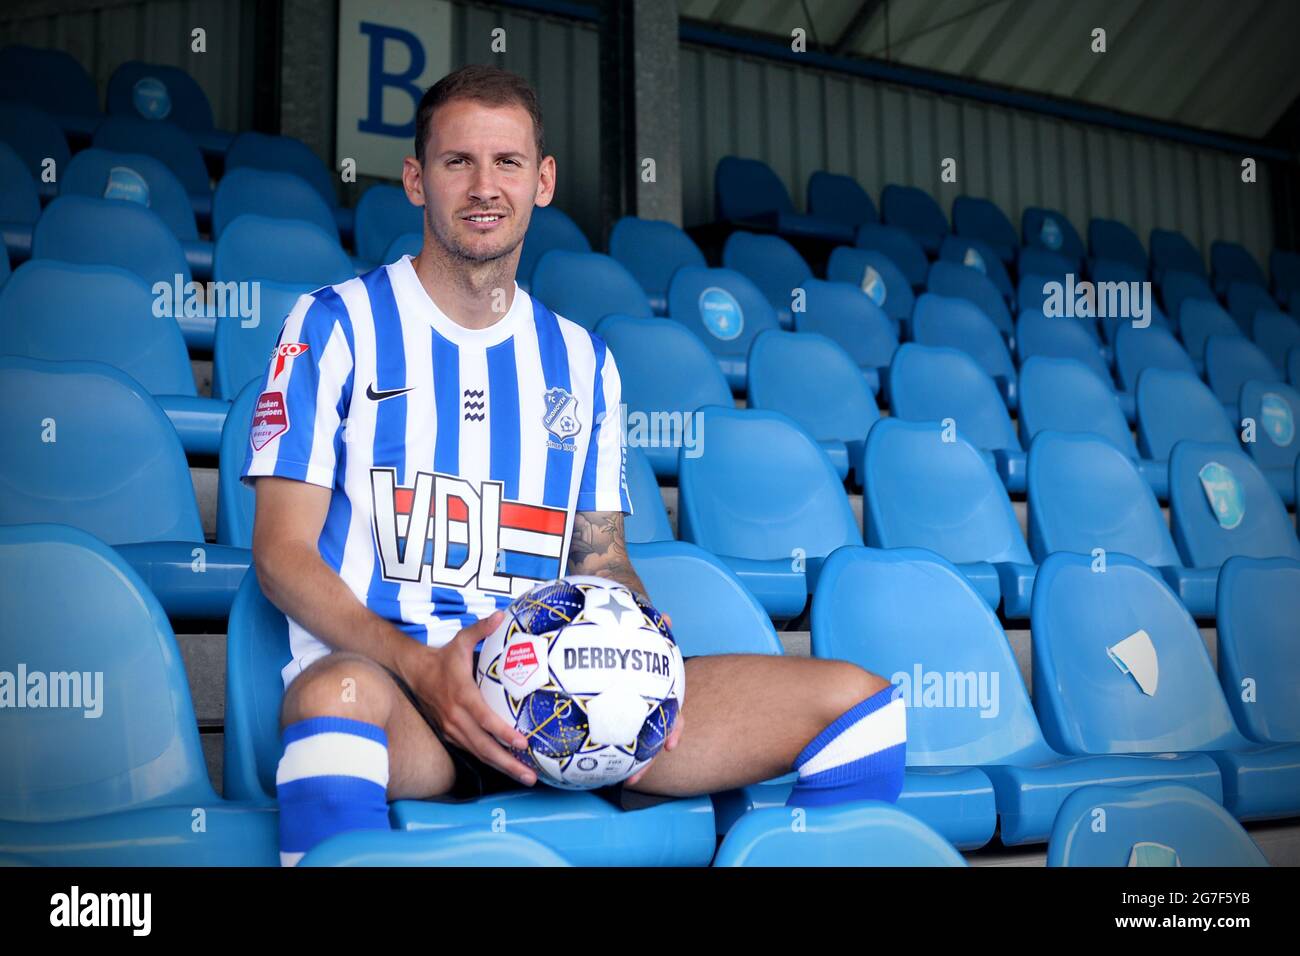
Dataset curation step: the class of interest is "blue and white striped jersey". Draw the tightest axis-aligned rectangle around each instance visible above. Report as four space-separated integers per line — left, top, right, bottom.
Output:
241 255 631 683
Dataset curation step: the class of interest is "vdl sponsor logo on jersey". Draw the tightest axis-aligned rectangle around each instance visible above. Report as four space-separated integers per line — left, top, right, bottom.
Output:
371 468 570 595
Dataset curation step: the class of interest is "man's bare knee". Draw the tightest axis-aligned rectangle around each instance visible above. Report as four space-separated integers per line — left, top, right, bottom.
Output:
822 661 890 723
281 653 398 728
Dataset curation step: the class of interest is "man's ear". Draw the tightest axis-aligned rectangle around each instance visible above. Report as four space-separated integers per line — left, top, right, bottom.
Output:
401 156 426 206
534 154 557 208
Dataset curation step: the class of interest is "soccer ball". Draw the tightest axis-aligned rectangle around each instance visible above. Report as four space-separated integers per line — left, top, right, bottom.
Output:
475 575 685 790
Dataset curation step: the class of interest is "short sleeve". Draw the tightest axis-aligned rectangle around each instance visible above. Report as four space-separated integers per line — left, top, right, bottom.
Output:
575 341 632 514
240 292 355 490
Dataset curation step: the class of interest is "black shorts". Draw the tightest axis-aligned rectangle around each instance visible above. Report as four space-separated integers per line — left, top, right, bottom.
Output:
390 653 696 807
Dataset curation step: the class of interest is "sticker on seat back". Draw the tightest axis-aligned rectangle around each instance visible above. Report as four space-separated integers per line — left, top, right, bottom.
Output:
860 264 886 307
1197 461 1245 530
962 245 986 274
1260 392 1294 447
104 166 150 207
1040 217 1063 252
698 286 743 341
132 76 172 120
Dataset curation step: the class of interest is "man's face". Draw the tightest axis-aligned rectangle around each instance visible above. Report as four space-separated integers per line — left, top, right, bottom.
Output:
405 98 555 266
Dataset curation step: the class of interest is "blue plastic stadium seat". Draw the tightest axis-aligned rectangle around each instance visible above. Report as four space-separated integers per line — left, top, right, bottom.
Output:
1270 249 1300 311
1017 247 1074 284
1238 380 1299 505
1022 207 1085 268
517 205 591 289
665 266 780 391
1027 430 1214 614
217 380 261 548
0 262 229 454
214 214 354 287
0 524 276 865
0 142 39 260
1291 347 1300 386
33 194 193 289
806 171 878 229
530 250 651 332
1018 356 1166 493
62 147 212 281
1204 334 1281 418
791 277 898 392
722 231 811 329
384 231 422 262
1015 311 1111 383
938 235 1014 304
813 546 1215 846
607 216 706 314
213 167 338 238
1251 309 1300 373
888 343 1025 492
1150 227 1206 281
1115 321 1195 397
0 45 100 137
93 115 211 216
0 101 71 199
212 280 315 402
1089 218 1148 275
747 330 880 484
952 195 1017 265
622 447 673 543
1047 783 1267 867
105 60 232 155
1017 273 1102 343
855 222 929 290
862 418 1034 616
1160 270 1214 334
594 314 729 478
1211 240 1267 296
1178 296 1239 371
1136 368 1239 471
912 292 1017 408
1226 280 1281 335
713 156 853 243
713 802 966 866
677 406 859 620
627 539 793 834
825 245 914 328
1090 257 1169 343
926 259 1013 338
1216 556 1300 747
221 569 716 864
354 183 422 265
0 357 249 617
1032 550 1299 822
225 130 338 212
301 828 572 867
881 184 948 255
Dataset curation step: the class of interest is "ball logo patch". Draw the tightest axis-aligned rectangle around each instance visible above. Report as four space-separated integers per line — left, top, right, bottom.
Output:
249 390 289 451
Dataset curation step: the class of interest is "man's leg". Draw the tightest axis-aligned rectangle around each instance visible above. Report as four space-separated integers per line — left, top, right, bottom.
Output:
275 652 461 865
624 655 904 805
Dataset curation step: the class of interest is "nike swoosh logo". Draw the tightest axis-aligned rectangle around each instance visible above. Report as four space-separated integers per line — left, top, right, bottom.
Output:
366 383 415 401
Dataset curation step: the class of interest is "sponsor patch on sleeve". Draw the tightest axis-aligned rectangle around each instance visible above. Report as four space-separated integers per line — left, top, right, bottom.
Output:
250 390 290 451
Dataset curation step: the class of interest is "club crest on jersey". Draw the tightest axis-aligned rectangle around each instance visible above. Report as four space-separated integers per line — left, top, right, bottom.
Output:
542 386 581 445
272 342 309 378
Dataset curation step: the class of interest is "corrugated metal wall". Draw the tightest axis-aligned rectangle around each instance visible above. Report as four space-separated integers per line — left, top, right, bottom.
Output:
680 43 1276 267
0 0 259 132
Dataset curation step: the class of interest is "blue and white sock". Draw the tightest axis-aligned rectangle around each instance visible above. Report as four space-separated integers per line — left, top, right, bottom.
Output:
785 685 906 809
276 716 391 866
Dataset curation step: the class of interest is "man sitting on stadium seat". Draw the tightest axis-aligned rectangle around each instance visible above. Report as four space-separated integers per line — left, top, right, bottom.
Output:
243 65 905 865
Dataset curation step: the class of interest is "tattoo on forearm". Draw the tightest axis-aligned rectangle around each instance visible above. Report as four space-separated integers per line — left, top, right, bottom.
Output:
568 511 647 595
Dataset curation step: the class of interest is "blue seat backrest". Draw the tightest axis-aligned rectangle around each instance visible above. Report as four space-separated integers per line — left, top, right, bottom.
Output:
1251 310 1300 370
812 545 1054 766
0 259 195 396
355 184 423 263
0 141 40 225
1018 248 1075 284
806 171 877 228
384 231 423 262
212 280 315 401
714 156 795 221
106 61 215 131
0 523 215 822
666 266 780 361
938 235 1014 298
217 379 266 548
1114 323 1195 394
1226 281 1277 332
854 223 928 288
63 147 199 241
517 205 592 286
623 445 673 544
1205 334 1282 404
911 292 1015 384
794 277 898 369
677 406 859 561
1031 551 1247 755
1015 310 1110 382
1179 297 1240 360
628 541 781 656
722 231 812 313
1212 241 1266 290
1160 270 1215 328
595 313 731 416
881 184 948 239
225 130 337 208
952 195 1017 253
825 246 914 323
1168 440 1300 568
32 194 191 286
531 250 652 331
1018 355 1133 455
1088 218 1147 274
747 329 879 443
93 115 209 196
1022 207 1085 262
213 167 338 238
214 214 354 286
1135 368 1238 461
1027 430 1180 567
887 342 1018 452
862 417 1031 565
608 217 707 300
0 101 71 185
1238 380 1299 472
0 356 203 543
926 259 1011 336
0 45 98 117
1150 228 1205 279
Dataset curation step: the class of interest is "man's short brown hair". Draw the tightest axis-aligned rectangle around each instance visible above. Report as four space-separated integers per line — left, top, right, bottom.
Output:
414 65 546 165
